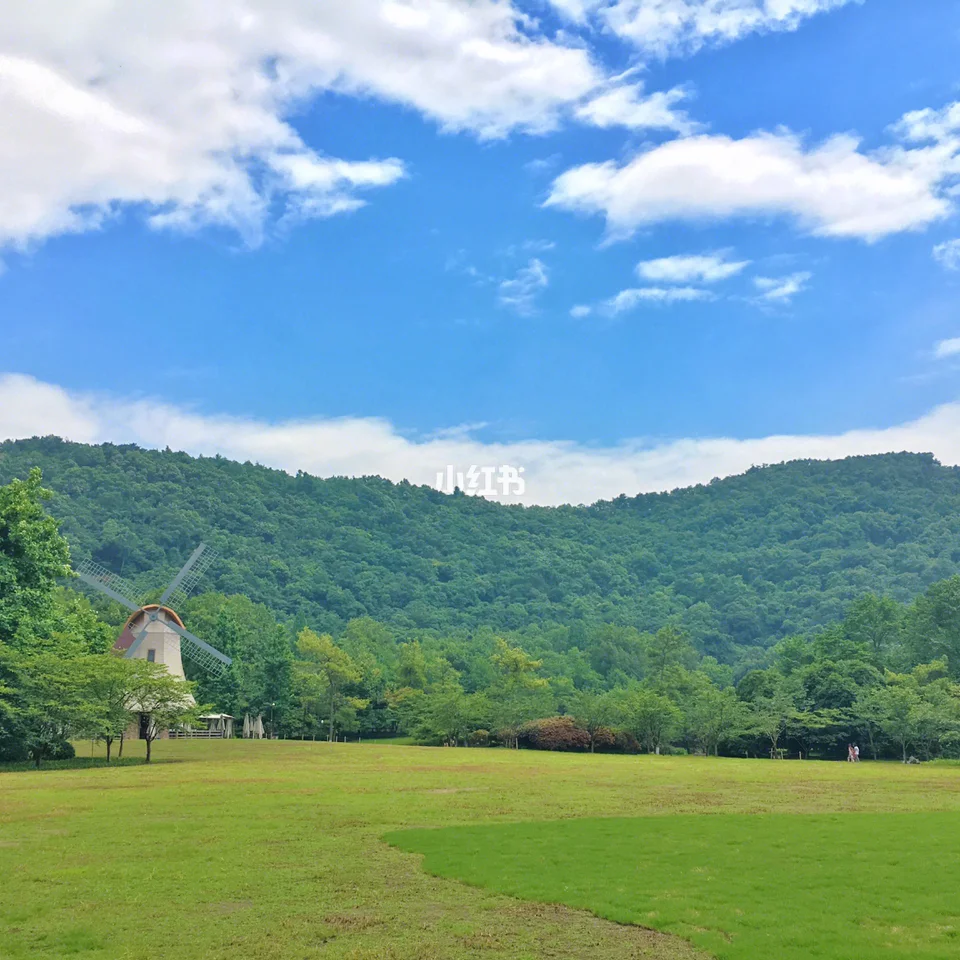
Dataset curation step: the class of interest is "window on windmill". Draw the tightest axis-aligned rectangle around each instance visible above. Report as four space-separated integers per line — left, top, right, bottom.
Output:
147 649 156 662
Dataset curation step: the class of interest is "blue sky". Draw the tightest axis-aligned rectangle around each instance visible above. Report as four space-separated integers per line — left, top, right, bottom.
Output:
2 0 960 503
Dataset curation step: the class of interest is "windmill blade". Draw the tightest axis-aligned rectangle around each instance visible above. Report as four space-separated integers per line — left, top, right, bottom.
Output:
74 558 142 612
124 619 153 659
160 542 219 611
166 620 232 676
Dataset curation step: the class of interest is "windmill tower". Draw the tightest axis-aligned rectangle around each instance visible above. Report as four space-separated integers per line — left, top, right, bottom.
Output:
75 543 233 737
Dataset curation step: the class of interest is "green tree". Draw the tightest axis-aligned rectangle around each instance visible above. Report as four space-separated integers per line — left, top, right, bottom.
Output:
296 629 367 742
125 664 201 762
569 689 620 753
414 685 486 746
751 678 799 759
86 656 176 761
852 686 889 760
876 683 920 763
684 682 747 756
622 688 682 755
489 639 551 748
843 594 903 661
906 577 960 676
0 469 72 647
3 648 105 767
644 626 693 686
397 641 429 690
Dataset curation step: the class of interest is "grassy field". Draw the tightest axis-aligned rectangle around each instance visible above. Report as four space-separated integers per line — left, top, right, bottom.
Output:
3 742 960 960
389 813 960 960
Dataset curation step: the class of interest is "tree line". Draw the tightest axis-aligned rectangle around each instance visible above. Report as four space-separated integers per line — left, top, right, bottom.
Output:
5 437 960 676
5 470 960 766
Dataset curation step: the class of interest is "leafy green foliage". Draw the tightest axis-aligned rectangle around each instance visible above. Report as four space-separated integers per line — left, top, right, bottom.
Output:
5 439 960 654
0 467 71 647
125 664 201 761
6 446 960 762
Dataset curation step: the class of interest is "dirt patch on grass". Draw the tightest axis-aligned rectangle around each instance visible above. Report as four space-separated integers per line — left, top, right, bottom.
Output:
323 910 384 931
212 900 254 914
495 900 708 959
425 787 482 795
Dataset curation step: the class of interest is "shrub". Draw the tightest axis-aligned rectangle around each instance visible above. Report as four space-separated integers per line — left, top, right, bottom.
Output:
592 726 618 752
468 729 490 747
49 740 76 760
518 716 591 752
612 729 641 754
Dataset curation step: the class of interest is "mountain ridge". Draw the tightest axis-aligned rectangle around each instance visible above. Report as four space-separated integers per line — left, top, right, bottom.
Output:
2 436 958 662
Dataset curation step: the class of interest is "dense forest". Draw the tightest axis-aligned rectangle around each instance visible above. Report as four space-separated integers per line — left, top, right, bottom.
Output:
4 441 960 763
3 437 960 668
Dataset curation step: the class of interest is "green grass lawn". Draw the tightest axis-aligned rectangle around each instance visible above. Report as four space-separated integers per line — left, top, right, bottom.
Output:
388 812 960 960
3 741 960 959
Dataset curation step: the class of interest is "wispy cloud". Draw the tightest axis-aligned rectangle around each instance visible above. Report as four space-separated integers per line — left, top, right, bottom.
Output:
934 239 960 271
552 0 862 58
934 337 960 359
605 286 715 314
498 258 549 315
570 304 592 318
636 252 749 283
753 272 811 304
575 82 696 134
502 239 557 257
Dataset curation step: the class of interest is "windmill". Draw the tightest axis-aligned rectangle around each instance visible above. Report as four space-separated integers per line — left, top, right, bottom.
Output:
75 543 232 680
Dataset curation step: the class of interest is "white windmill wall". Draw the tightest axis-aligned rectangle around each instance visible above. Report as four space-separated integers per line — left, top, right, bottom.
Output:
118 608 197 737
136 615 188 681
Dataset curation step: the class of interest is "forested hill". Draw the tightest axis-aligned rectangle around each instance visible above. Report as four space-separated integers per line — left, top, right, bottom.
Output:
2 436 960 661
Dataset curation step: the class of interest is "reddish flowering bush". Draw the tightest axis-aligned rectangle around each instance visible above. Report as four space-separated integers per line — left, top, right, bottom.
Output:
518 716 591 752
592 726 618 751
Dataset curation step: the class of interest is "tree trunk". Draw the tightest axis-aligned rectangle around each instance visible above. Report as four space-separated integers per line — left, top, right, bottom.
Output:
590 737 595 754
106 737 113 762
118 732 124 758
146 737 152 763
902 740 907 763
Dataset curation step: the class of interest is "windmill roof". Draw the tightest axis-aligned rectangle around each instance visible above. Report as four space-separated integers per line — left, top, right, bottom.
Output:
114 604 185 651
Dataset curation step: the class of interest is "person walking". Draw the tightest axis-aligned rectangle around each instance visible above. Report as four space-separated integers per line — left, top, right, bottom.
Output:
854 744 860 762
847 744 854 762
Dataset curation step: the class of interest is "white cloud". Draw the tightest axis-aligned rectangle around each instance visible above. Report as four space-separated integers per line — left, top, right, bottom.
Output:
895 102 960 145
498 258 549 314
0 0 615 250
547 0 599 21
934 337 960 360
9 371 960 506
575 82 696 134
605 286 715 313
934 239 960 271
753 271 811 303
570 304 593 317
598 0 861 57
636 252 749 283
546 113 960 241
